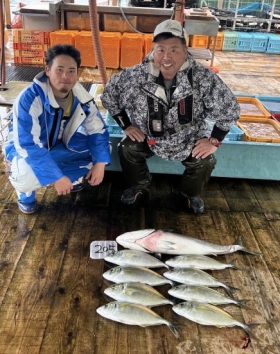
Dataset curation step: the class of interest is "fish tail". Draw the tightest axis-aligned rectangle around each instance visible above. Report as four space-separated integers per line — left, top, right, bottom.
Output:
236 299 249 308
168 323 180 339
237 237 261 255
239 322 260 348
224 285 239 297
229 264 239 270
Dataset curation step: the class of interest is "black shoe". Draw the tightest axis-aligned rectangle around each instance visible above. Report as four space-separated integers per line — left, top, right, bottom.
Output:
188 196 205 214
121 186 149 205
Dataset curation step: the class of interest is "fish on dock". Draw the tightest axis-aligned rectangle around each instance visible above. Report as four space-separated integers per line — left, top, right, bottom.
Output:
165 255 237 270
163 268 236 295
97 301 179 338
103 266 173 286
105 249 167 268
116 229 259 256
168 285 245 307
172 302 252 347
104 282 174 307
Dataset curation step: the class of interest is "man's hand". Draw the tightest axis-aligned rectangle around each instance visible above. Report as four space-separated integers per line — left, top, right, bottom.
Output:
86 163 106 186
192 138 218 159
54 176 73 195
124 126 145 142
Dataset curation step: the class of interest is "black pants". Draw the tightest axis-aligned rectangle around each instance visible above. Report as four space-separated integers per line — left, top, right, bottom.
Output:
118 137 216 196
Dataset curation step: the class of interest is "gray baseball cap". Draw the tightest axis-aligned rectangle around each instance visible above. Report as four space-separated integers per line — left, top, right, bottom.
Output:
153 19 185 41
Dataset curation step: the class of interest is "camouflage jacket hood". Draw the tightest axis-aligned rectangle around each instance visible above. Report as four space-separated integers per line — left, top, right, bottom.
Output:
101 56 240 161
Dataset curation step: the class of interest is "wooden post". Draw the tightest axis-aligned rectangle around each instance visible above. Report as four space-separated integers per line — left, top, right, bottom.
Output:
4 0 11 28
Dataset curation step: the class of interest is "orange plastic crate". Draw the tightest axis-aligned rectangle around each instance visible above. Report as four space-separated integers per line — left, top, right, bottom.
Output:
14 50 45 58
13 29 49 44
120 33 144 69
14 56 45 65
100 32 121 69
50 31 78 46
74 31 96 68
237 118 280 143
189 35 209 48
13 43 48 51
237 97 271 120
209 32 224 51
144 34 153 57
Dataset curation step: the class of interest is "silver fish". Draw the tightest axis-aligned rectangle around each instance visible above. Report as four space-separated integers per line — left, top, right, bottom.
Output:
116 229 259 255
105 249 167 268
166 255 237 270
97 301 179 338
172 302 251 343
163 269 235 295
104 282 173 307
103 266 173 286
168 285 244 307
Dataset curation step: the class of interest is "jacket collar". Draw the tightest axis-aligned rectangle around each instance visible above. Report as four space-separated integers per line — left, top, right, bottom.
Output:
33 71 93 108
141 56 194 103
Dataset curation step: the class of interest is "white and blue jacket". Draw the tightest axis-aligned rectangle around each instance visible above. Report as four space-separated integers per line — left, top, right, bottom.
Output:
4 72 111 187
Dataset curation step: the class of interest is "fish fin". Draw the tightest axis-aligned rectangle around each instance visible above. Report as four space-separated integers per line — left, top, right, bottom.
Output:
168 324 180 339
160 241 177 250
236 237 261 256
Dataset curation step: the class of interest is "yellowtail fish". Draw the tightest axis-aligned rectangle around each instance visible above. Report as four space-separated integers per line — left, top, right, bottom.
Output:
105 282 174 307
168 285 245 307
163 268 236 295
166 255 237 270
97 301 179 338
103 266 173 286
172 302 252 348
105 249 167 268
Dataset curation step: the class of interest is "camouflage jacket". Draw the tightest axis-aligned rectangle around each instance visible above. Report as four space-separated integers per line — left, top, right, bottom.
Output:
101 56 240 161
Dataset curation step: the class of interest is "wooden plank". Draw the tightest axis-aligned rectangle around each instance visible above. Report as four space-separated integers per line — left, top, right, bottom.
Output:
219 179 261 212
0 194 77 353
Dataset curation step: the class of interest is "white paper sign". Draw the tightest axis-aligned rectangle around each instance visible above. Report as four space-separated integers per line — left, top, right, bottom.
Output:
90 241 118 259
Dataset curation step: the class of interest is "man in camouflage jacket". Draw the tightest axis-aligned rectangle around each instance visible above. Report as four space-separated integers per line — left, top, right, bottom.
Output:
101 19 240 213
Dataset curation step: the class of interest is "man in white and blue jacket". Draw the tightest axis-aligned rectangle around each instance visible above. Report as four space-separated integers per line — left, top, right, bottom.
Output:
4 45 111 214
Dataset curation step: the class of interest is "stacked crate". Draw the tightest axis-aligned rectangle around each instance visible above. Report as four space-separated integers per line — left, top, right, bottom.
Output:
189 35 209 49
236 32 253 52
50 30 78 47
120 33 144 69
209 32 224 51
13 29 50 65
266 34 280 54
143 34 153 57
100 32 121 69
222 31 238 51
74 31 96 67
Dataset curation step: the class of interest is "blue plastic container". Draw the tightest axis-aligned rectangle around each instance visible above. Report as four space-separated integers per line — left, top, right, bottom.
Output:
257 96 280 114
224 125 244 141
236 32 252 52
266 34 280 54
251 33 269 53
222 32 238 51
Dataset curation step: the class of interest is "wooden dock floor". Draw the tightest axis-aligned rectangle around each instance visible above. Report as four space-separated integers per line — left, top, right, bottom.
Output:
0 163 280 354
0 51 280 354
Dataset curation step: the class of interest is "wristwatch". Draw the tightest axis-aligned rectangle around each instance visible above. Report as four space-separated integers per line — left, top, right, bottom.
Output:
208 137 222 147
